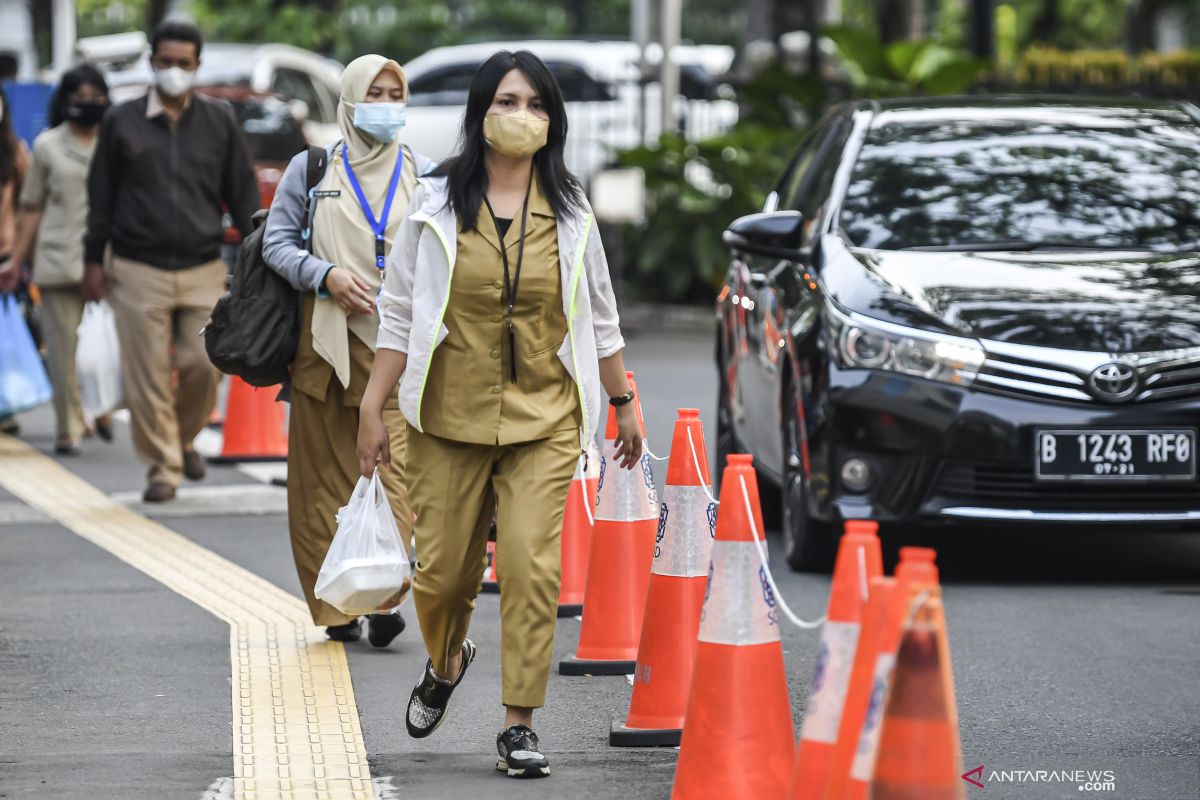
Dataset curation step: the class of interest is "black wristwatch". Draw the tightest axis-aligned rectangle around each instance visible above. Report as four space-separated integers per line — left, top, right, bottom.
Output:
610 389 636 407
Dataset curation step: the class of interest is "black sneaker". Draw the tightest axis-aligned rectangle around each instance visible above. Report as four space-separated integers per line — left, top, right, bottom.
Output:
325 619 362 642
496 725 551 778
367 611 406 648
406 638 476 738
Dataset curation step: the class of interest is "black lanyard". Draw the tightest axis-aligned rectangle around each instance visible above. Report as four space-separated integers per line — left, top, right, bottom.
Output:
483 179 531 384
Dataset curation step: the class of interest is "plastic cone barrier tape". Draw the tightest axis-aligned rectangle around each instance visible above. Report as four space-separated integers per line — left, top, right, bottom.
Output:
867 548 963 800
208 376 287 462
558 439 600 617
789 521 883 797
560 373 658 676
611 409 716 747
842 548 947 800
671 454 795 800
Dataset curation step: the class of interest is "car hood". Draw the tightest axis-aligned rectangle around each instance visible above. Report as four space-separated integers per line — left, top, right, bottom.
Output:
824 241 1200 353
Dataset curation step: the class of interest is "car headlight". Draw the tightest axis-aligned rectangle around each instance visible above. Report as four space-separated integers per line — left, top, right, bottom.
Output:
826 301 984 386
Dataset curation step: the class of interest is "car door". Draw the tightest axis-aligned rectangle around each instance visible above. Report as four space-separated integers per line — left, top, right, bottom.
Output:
738 116 852 478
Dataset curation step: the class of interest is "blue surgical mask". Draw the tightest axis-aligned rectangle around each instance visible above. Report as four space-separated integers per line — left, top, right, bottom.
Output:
352 102 407 143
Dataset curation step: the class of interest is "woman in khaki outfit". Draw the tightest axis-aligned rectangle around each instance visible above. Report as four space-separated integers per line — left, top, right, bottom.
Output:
358 51 642 778
263 55 434 645
3 66 112 454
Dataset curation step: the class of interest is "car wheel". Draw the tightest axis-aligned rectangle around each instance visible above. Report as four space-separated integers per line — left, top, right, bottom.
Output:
781 385 836 572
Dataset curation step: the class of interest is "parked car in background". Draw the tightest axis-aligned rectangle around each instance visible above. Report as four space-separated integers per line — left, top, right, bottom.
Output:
402 40 738 184
98 40 342 145
717 97 1200 570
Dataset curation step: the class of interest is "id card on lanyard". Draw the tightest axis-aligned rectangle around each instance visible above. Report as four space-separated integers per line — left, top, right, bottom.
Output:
340 143 405 294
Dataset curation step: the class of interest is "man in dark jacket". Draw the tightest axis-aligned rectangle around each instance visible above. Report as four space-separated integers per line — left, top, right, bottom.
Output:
83 20 259 502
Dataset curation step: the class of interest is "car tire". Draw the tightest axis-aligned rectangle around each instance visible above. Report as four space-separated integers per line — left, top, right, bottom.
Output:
781 384 836 572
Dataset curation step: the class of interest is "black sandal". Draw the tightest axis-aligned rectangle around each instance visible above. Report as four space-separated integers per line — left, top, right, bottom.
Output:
406 638 476 738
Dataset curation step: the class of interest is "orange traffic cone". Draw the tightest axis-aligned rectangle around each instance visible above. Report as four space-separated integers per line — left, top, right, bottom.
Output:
789 521 883 796
671 454 794 800
868 548 963 800
558 439 600 618
611 409 716 746
208 376 287 462
837 548 951 800
560 372 658 676
820 575 897 800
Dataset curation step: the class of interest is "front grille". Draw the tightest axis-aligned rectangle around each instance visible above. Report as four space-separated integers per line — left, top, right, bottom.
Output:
975 342 1200 405
934 461 1200 511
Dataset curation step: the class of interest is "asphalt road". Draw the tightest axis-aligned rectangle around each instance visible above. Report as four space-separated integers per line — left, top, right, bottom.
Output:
1 328 1198 800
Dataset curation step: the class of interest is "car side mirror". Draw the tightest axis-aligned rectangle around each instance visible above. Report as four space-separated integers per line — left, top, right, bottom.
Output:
722 210 805 260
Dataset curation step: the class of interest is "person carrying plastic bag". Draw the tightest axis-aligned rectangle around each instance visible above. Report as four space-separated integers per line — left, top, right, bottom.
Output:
0 293 52 419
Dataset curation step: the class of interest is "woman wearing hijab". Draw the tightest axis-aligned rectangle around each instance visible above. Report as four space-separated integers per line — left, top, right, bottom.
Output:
357 50 641 778
2 66 112 455
263 54 435 645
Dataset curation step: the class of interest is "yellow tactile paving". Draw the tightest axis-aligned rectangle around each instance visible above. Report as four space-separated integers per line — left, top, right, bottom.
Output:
0 435 374 800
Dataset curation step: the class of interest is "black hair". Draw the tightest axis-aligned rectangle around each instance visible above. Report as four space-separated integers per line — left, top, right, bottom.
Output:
151 20 203 60
0 83 18 187
48 64 110 128
432 50 582 231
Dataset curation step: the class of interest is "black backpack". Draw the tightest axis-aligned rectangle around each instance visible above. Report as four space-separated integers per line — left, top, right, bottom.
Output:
204 145 328 387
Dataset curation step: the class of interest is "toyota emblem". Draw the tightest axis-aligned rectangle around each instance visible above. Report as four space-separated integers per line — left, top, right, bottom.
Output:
1088 362 1139 402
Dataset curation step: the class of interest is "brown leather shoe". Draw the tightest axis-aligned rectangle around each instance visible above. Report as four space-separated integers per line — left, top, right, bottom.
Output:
143 481 177 503
183 448 206 481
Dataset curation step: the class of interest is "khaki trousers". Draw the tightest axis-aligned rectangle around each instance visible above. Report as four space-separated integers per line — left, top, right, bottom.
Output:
405 425 579 709
38 287 85 441
287 381 411 627
106 257 224 486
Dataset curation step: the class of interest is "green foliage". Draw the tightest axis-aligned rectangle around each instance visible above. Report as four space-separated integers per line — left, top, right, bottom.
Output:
615 65 823 302
825 24 989 95
77 0 151 37
1002 46 1200 90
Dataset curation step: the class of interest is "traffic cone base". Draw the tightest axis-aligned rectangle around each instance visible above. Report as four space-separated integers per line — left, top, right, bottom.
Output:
558 654 636 676
609 720 681 747
556 603 583 619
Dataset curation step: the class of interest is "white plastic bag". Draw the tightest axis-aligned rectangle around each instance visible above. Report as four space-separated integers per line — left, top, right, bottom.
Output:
75 301 123 420
315 471 412 616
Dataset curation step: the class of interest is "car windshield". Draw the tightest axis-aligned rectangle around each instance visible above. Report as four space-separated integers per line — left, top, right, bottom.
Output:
840 115 1200 252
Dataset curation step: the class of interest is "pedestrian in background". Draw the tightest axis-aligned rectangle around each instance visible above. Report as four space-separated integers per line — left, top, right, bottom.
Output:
0 83 31 437
357 50 642 778
83 20 259 503
264 54 435 646
4 66 113 455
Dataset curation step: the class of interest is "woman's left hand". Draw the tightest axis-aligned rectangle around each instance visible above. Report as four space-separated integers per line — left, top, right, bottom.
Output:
612 404 643 470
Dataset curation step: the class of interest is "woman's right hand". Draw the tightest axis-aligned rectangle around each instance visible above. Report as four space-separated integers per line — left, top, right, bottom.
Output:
357 409 391 477
325 267 375 315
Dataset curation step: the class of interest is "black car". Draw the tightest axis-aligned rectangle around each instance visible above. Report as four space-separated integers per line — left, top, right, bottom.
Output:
716 97 1200 570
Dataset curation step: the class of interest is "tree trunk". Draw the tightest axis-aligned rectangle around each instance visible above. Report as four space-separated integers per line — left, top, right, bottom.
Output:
147 0 170 28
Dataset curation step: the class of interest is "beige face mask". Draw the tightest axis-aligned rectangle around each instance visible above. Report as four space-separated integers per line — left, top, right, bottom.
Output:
483 109 549 158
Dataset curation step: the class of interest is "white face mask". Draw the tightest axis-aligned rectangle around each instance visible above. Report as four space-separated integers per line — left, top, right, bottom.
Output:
155 66 195 99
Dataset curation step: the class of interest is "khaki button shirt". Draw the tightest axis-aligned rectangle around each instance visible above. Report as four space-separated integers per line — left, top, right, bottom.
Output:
19 125 94 287
422 177 580 445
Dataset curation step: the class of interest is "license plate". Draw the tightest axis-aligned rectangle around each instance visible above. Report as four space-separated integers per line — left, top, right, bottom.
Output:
1035 429 1196 481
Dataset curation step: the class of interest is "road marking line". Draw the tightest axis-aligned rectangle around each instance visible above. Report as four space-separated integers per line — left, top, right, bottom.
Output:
0 435 373 800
